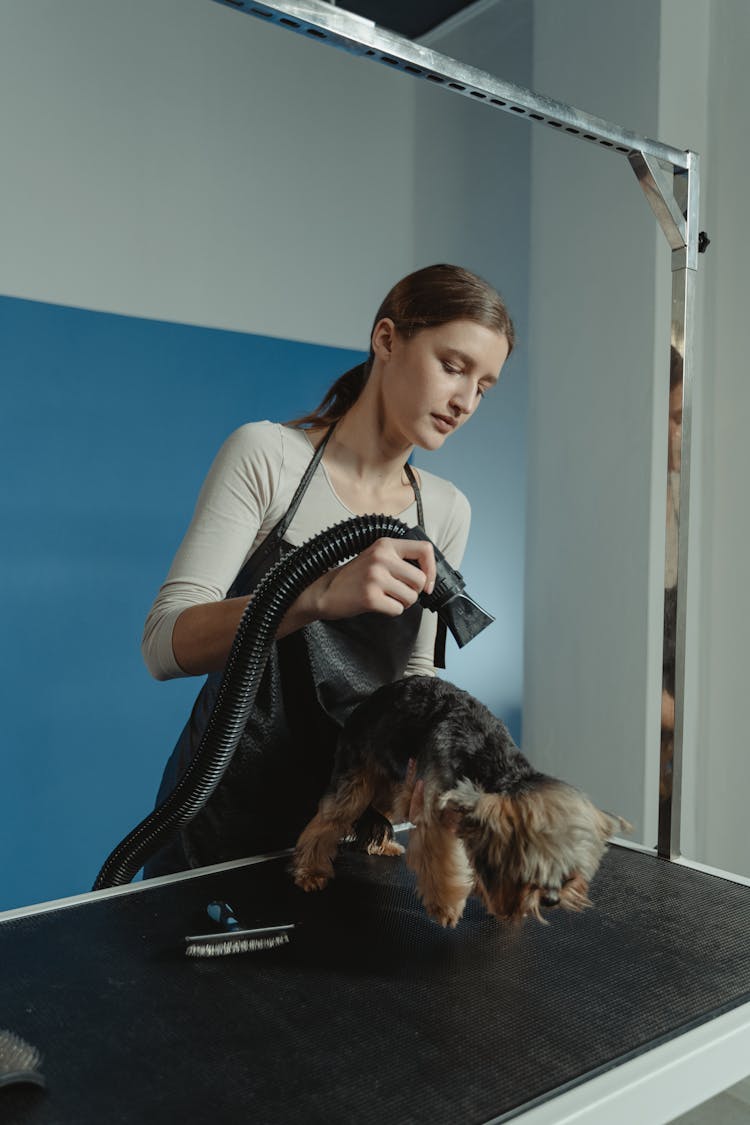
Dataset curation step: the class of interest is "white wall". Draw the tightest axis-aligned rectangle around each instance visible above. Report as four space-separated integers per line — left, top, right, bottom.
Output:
527 0 750 875
526 0 662 841
692 0 750 874
0 0 417 349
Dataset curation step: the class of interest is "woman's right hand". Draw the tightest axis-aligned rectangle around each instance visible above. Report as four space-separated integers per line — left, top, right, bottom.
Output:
174 537 438 674
302 537 437 623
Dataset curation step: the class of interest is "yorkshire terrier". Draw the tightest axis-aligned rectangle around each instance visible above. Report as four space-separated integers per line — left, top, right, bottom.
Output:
292 676 628 927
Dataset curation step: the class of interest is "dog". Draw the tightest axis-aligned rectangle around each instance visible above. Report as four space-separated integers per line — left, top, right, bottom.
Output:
292 676 628 927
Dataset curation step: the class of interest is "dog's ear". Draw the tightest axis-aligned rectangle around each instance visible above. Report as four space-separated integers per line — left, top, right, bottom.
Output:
437 778 483 833
473 793 522 843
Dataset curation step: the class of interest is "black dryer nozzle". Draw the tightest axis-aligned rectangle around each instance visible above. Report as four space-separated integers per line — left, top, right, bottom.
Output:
434 591 495 649
405 526 495 648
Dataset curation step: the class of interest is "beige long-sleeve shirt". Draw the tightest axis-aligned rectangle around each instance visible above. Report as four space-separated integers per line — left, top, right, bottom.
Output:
142 422 471 681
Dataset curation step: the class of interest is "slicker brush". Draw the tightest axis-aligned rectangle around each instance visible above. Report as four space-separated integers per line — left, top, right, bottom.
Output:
0 1030 45 1089
185 901 294 957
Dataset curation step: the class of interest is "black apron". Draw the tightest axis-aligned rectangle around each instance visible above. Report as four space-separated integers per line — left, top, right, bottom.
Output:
144 426 426 877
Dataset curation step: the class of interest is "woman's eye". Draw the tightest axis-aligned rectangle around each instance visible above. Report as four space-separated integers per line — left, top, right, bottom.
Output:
442 361 460 374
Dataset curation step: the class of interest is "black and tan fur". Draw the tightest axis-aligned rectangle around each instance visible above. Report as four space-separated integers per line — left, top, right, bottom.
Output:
292 676 628 927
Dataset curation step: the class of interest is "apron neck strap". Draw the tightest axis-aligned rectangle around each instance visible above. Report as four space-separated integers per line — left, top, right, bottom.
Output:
272 422 336 543
403 462 425 530
274 424 425 549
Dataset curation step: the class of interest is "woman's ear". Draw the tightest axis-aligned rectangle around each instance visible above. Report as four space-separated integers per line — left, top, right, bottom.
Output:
371 317 397 362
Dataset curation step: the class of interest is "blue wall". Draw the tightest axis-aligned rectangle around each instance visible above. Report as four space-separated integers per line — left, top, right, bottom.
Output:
1 294 524 911
0 296 363 910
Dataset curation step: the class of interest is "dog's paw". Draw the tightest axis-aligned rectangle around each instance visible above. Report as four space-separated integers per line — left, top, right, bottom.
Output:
293 868 332 892
423 900 464 929
366 839 405 857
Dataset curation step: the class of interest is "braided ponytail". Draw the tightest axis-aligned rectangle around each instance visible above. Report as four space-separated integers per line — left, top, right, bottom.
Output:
286 360 370 429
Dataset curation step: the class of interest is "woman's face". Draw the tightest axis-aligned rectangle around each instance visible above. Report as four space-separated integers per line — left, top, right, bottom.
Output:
372 317 510 450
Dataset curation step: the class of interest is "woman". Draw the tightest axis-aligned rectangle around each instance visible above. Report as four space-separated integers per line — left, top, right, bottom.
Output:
141 263 514 876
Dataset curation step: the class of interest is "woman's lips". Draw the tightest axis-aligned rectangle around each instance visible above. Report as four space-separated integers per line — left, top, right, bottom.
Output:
431 414 456 433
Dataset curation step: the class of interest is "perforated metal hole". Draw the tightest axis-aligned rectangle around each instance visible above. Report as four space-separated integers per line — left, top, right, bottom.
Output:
236 6 636 156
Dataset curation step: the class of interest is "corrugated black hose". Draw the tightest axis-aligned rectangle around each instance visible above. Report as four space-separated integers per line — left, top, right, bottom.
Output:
93 514 421 890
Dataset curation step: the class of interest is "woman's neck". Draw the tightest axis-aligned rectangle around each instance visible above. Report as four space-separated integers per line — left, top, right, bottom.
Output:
304 414 415 519
319 396 414 491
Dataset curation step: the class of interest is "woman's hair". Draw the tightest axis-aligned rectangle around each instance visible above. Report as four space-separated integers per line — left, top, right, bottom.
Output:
288 263 515 429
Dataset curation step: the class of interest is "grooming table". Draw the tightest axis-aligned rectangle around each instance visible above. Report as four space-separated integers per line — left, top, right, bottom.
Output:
2 840 750 1125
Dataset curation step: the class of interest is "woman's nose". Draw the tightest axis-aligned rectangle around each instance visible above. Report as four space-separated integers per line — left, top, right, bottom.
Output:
449 392 473 415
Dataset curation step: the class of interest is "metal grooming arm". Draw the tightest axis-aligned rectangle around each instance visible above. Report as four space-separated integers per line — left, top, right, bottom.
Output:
629 151 702 859
213 1 688 165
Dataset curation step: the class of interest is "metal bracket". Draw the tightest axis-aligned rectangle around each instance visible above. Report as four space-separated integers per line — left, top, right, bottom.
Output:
630 153 687 252
629 151 706 271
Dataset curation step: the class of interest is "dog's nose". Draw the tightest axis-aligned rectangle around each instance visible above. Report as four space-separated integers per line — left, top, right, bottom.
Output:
540 889 560 908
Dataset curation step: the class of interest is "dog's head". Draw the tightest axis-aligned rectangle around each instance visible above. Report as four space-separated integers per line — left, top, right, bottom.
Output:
438 776 628 922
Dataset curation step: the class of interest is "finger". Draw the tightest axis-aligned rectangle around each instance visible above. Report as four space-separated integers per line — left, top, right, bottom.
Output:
365 551 429 605
357 578 417 617
378 572 427 610
385 556 432 595
391 539 437 595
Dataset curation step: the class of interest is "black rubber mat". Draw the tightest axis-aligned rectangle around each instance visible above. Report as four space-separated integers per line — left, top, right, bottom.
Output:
2 843 750 1124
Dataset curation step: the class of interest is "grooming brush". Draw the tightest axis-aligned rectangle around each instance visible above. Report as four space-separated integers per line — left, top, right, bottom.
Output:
0 1030 45 1089
185 900 295 957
